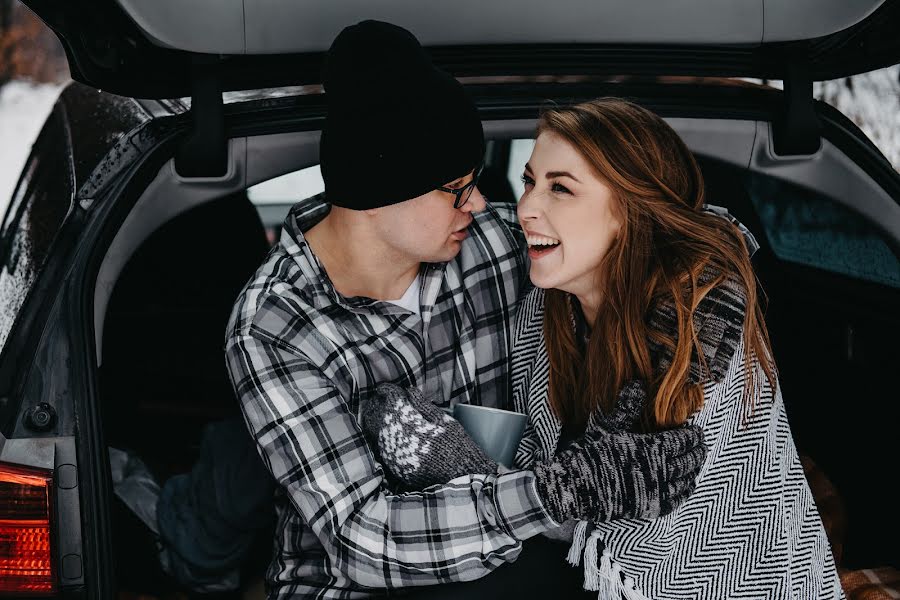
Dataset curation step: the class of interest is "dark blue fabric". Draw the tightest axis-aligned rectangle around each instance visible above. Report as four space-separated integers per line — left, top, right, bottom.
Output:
157 417 275 584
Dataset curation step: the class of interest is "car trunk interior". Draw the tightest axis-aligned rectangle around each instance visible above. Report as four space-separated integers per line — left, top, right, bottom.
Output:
93 110 899 597
697 155 900 571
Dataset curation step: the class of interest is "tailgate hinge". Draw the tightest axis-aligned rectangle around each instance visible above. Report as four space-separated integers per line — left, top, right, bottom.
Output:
175 54 228 177
772 44 822 156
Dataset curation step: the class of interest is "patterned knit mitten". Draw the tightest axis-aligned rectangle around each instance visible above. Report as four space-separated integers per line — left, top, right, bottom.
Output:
533 424 706 524
360 383 498 490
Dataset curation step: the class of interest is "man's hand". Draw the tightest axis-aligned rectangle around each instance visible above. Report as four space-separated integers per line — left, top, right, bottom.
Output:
533 424 706 524
360 383 497 490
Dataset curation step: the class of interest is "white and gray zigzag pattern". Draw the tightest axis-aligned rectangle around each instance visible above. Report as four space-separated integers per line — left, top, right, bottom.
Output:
511 288 844 599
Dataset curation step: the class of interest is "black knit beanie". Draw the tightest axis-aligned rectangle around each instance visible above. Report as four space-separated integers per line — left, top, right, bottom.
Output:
321 20 485 210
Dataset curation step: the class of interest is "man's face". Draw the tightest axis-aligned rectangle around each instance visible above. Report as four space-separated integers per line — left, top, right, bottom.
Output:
372 168 486 263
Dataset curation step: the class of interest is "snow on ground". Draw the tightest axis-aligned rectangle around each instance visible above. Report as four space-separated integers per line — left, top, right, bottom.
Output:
0 80 63 215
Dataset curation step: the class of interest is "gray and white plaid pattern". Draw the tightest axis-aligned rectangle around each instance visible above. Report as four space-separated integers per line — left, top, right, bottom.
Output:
225 196 555 599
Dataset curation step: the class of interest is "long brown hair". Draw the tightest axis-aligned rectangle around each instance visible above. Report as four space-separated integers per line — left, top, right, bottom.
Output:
540 98 776 431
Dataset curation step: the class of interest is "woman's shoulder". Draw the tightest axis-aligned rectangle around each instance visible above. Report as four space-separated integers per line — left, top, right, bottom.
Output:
649 264 749 384
697 265 748 320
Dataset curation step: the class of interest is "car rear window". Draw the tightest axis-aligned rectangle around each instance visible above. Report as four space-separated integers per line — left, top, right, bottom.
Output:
247 164 323 244
749 173 900 289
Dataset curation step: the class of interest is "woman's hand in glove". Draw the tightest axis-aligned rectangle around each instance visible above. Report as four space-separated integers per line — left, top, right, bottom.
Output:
533 423 707 524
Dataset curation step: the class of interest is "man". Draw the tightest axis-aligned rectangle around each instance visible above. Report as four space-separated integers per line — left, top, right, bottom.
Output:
224 20 705 599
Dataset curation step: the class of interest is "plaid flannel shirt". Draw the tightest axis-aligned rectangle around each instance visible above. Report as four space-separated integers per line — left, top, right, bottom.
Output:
225 196 557 599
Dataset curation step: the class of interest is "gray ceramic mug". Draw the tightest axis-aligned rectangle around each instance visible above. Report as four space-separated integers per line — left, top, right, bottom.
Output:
452 404 528 467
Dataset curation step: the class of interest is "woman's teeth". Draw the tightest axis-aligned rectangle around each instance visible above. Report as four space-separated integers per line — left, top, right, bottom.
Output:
526 235 560 248
527 234 561 259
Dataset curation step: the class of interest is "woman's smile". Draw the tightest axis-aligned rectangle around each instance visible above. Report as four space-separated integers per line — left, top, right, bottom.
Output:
517 131 621 305
525 228 562 259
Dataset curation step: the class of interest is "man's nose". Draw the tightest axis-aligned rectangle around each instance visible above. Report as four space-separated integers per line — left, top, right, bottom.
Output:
460 186 487 214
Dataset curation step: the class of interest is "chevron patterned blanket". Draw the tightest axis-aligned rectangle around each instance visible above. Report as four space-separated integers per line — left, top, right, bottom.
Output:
511 288 844 599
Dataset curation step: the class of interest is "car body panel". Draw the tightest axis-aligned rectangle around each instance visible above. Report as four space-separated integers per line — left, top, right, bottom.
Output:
22 0 900 98
93 0 889 51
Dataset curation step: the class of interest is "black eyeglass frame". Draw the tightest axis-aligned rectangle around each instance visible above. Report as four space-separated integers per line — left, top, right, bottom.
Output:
436 164 484 209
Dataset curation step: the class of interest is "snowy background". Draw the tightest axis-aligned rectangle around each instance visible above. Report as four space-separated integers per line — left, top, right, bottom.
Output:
815 69 900 167
0 80 60 208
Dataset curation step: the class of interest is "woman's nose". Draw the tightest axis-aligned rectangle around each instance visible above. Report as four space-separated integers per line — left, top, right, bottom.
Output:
517 190 541 222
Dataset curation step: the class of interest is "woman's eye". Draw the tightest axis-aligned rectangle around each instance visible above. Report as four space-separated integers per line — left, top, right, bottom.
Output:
552 182 572 194
520 174 534 188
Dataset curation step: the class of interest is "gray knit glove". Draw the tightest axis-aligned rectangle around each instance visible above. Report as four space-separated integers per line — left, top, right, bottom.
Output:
533 423 706 524
360 383 497 490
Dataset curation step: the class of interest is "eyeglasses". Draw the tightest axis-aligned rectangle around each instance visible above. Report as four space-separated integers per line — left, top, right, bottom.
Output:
437 164 483 209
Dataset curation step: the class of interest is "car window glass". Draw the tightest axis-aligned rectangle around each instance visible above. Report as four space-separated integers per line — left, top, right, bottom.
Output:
247 164 323 244
508 139 536 201
749 173 900 288
0 104 75 351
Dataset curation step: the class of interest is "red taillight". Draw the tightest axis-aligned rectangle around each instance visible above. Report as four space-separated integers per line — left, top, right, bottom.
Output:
0 462 55 596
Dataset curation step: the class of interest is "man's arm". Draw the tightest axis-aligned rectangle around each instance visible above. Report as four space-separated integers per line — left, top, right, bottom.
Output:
226 330 556 590
490 201 532 296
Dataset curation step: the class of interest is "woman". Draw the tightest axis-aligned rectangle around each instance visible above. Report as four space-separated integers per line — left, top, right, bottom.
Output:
508 98 842 598
364 98 843 598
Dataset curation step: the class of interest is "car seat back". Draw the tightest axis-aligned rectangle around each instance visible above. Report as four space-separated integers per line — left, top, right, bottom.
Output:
102 192 270 465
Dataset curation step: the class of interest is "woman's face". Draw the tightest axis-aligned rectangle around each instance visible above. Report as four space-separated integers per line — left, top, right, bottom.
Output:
517 131 621 303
